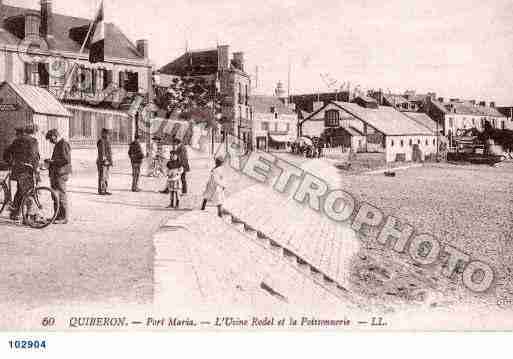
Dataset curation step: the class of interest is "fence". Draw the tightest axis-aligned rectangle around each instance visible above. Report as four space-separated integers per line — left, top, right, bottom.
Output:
322 146 351 160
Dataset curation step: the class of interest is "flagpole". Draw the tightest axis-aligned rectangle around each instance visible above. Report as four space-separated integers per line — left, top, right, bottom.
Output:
60 0 100 99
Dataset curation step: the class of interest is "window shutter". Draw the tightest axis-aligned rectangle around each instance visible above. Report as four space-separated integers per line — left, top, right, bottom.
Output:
25 63 31 84
91 69 97 93
119 71 126 89
106 70 113 88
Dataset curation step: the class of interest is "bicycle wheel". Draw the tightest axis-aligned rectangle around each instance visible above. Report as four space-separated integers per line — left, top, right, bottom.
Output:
21 186 60 229
0 181 9 215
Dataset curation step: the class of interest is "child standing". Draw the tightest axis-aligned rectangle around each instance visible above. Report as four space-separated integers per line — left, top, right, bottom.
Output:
166 151 183 208
201 157 227 217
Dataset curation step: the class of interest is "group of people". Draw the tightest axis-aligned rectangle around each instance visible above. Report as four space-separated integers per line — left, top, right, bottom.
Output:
290 141 324 158
1 125 229 226
2 125 71 224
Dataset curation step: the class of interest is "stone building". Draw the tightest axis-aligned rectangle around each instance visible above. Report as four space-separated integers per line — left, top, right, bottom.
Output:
0 0 152 156
249 94 298 151
158 45 252 146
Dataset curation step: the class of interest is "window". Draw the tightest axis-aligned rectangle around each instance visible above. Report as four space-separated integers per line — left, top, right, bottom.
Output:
25 62 39 85
261 122 269 131
274 112 278 119
325 110 340 127
502 121 505 130
238 83 243 104
433 139 436 145
81 111 92 138
391 140 394 147
285 123 290 132
126 72 139 92
38 63 49 87
97 69 108 91
425 140 428 146
417 139 421 145
245 84 249 105
448 117 454 128
409 139 413 146
270 106 276 113
400 140 404 147
472 118 475 126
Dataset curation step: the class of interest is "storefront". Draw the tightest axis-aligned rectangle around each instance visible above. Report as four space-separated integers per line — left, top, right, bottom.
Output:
0 82 71 159
64 104 133 147
268 134 293 151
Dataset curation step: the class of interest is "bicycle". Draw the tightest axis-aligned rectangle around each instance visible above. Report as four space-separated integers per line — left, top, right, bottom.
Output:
148 155 166 177
0 161 13 215
1 163 60 229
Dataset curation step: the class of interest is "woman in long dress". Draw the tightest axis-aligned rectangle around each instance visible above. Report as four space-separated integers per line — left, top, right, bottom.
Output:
200 157 227 218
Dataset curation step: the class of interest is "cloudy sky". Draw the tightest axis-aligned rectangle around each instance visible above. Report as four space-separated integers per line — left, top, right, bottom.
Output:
8 0 513 104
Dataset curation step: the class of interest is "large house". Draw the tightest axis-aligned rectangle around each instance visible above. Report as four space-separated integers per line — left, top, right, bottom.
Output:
0 0 152 156
249 95 298 151
300 99 437 162
158 45 252 147
426 98 508 142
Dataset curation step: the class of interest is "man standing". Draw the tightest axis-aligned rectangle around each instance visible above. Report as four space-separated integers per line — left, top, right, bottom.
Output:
9 125 40 221
2 128 24 204
128 135 144 192
45 129 72 224
97 128 113 195
175 138 190 195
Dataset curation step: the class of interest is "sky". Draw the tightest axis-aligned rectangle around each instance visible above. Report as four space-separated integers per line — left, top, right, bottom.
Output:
6 0 513 104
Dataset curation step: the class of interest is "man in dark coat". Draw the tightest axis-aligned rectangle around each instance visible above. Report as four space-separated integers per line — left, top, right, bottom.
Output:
97 128 113 195
128 135 144 192
45 129 72 224
174 138 190 195
9 125 40 220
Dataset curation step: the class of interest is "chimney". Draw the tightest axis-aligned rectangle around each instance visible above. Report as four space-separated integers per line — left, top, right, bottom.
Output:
40 0 53 38
217 45 229 71
25 10 41 40
490 101 495 108
136 39 149 59
232 52 244 72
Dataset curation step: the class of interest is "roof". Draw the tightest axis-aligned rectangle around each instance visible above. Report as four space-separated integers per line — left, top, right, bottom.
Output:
160 48 219 76
0 4 143 60
1 82 71 117
403 112 439 133
299 109 311 119
383 94 409 105
332 101 433 136
342 126 364 136
355 95 377 104
443 101 506 118
249 95 296 115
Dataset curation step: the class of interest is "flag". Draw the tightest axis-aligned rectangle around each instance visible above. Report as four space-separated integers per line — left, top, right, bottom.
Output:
88 1 105 63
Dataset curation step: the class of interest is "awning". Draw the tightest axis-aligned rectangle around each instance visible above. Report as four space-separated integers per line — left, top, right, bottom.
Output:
269 134 293 143
65 104 129 117
151 117 191 144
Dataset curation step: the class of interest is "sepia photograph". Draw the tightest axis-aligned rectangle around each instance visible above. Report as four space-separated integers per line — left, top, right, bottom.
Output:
0 0 512 339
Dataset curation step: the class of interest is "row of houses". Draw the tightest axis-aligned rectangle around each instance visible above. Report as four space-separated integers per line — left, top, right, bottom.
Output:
0 0 510 163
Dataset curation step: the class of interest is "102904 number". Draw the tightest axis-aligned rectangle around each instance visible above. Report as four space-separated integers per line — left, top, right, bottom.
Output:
8 340 47 350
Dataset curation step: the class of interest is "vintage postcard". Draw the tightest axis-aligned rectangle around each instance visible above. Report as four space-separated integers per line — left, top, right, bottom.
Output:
0 0 512 336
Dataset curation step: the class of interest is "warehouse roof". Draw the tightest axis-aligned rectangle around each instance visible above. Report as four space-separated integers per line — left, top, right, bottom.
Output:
333 102 433 136
403 112 439 133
